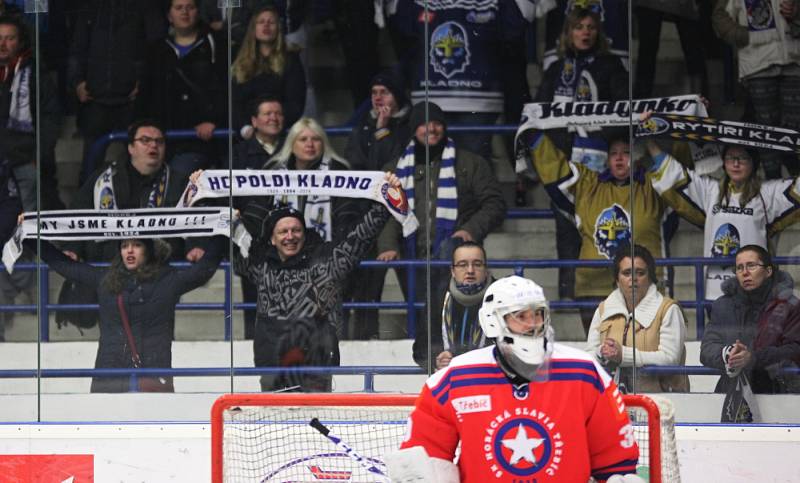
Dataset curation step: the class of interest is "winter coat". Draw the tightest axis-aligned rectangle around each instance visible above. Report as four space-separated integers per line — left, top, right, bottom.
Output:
67 0 164 104
32 237 224 392
231 51 306 131
344 105 411 171
377 145 506 255
232 135 284 172
239 203 390 365
139 27 227 132
701 271 800 394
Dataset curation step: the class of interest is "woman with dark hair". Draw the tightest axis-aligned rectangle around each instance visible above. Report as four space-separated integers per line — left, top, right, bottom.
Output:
27 235 224 393
585 244 689 393
647 140 800 304
701 244 800 401
231 5 305 134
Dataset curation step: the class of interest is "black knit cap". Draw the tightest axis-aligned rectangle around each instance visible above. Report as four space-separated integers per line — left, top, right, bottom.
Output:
409 101 447 130
370 70 408 108
263 205 305 239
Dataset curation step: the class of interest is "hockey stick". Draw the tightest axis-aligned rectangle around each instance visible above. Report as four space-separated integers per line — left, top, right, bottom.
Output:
309 418 391 482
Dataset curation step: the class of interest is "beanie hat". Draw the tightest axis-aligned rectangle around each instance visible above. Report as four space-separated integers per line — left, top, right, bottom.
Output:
409 101 447 130
370 70 408 108
262 205 305 239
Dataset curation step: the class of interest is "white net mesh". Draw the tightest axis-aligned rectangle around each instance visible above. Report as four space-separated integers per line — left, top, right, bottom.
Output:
221 404 408 482
213 394 680 483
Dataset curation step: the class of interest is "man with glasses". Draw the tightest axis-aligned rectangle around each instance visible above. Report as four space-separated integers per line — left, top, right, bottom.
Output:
428 241 494 370
701 245 800 421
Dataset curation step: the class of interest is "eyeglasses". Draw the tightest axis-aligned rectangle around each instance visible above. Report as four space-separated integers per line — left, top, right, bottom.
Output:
735 262 766 273
452 260 486 270
724 155 751 165
134 136 166 146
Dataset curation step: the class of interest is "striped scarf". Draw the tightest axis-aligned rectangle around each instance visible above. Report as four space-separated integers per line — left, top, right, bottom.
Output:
396 138 457 256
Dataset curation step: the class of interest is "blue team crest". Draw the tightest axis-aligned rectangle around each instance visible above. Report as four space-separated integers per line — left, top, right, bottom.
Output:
99 187 115 209
745 0 775 31
484 414 563 479
711 223 741 257
636 116 670 137
594 204 631 259
429 21 471 79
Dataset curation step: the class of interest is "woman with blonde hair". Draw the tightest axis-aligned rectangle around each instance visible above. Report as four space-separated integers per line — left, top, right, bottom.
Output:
242 117 360 245
231 5 306 134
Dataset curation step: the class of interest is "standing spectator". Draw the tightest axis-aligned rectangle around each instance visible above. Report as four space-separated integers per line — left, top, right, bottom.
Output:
329 0 381 109
28 236 224 393
0 159 21 341
231 5 305 135
236 174 401 392
386 0 545 160
586 244 689 393
542 0 630 70
433 241 494 370
633 0 708 98
0 15 62 211
647 140 800 306
520 129 674 335
68 0 164 182
712 0 800 178
341 70 411 339
701 245 800 421
139 0 227 173
535 5 629 301
378 101 506 370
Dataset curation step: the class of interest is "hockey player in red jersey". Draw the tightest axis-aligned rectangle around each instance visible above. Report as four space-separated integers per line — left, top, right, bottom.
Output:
388 275 643 483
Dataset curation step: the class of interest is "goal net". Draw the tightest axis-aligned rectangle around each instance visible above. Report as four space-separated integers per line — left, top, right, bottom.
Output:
211 393 679 483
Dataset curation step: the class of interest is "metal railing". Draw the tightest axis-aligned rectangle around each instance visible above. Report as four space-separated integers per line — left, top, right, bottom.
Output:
7 255 800 342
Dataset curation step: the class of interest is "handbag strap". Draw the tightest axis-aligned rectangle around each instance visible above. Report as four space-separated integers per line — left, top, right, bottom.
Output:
116 294 143 368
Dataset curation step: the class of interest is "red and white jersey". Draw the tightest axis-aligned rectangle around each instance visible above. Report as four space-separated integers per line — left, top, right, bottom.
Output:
400 344 639 482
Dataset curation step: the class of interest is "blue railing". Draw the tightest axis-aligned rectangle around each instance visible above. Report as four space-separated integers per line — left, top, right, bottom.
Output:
84 125 521 180
8 255 800 342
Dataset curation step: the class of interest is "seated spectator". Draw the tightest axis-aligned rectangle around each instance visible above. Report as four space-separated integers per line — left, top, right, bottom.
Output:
519 129 674 336
233 96 285 171
236 174 402 392
68 0 163 182
27 236 224 393
378 101 506 370
345 70 411 171
231 5 305 134
139 0 226 173
701 245 800 402
341 69 410 339
433 241 494 370
586 244 689 393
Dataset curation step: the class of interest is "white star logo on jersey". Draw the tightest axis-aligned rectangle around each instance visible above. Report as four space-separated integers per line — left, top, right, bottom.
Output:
501 424 545 465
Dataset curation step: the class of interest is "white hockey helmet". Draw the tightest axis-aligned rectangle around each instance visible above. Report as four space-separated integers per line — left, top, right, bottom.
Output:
479 276 554 377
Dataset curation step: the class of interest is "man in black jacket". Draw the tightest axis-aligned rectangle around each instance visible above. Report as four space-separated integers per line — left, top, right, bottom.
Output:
237 174 401 392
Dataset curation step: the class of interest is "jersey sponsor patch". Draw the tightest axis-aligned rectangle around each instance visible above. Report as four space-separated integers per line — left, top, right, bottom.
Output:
451 395 491 414
483 407 564 479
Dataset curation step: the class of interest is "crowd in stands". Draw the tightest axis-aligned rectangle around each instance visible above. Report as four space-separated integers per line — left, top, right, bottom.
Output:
0 0 798 411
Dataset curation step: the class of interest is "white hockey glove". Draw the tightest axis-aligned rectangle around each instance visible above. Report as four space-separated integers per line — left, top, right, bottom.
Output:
384 446 459 483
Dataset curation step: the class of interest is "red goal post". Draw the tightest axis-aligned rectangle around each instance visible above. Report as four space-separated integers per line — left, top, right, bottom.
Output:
211 393 677 483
